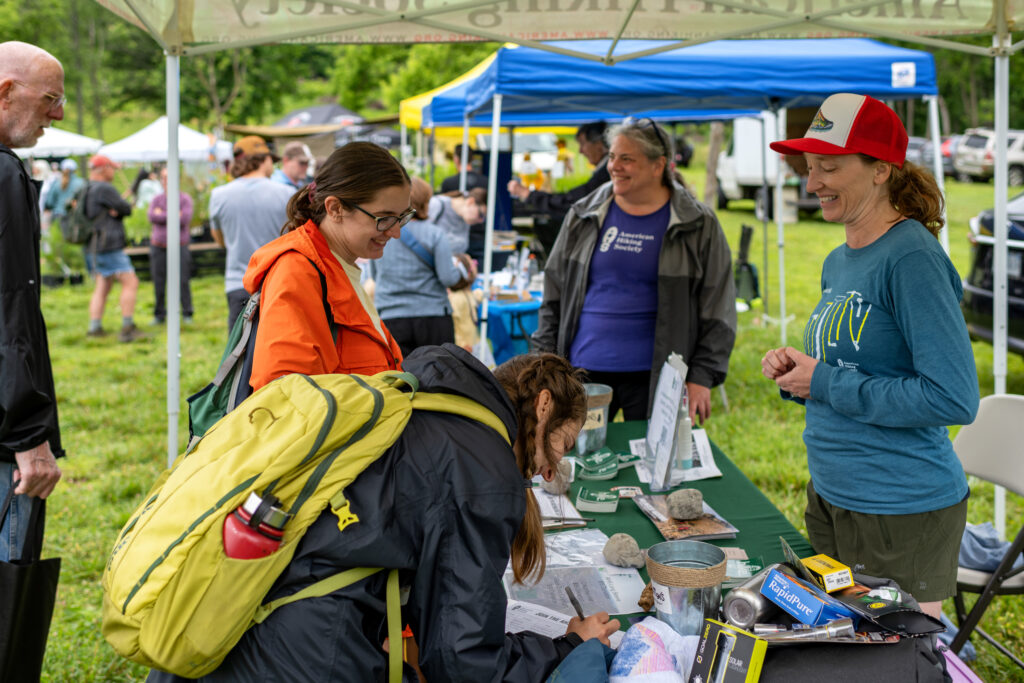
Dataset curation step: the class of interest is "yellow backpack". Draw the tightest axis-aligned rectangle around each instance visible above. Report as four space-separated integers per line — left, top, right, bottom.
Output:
102 371 508 680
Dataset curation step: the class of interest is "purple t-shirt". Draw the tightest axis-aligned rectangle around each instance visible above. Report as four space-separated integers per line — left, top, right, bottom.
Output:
569 200 670 372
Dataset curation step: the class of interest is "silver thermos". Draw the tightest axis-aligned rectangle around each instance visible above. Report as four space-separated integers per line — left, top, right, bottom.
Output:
722 563 793 630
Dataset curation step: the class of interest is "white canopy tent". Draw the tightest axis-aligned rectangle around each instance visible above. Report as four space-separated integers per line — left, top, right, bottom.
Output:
93 2 1022 540
14 126 102 158
97 115 232 163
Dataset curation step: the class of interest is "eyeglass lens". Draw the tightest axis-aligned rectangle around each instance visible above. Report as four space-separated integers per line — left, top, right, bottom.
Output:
15 80 65 112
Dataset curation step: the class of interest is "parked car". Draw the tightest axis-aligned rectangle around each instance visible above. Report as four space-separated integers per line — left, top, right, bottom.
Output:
919 134 961 177
960 191 1024 355
953 127 1024 185
904 136 930 166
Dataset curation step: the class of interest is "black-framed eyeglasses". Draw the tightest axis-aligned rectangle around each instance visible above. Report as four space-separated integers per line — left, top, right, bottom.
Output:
623 116 669 159
13 79 66 113
350 203 416 232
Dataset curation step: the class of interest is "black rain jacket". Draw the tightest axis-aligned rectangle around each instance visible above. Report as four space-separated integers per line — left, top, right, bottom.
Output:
0 144 63 461
148 344 579 683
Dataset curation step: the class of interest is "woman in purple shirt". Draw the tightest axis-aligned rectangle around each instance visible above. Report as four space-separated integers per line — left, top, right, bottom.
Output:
147 167 194 324
534 119 736 423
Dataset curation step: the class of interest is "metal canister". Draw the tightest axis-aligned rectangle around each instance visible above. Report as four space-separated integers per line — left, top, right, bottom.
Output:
722 562 792 630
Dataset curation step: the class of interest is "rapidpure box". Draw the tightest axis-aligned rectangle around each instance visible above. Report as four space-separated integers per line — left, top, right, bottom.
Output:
759 568 857 626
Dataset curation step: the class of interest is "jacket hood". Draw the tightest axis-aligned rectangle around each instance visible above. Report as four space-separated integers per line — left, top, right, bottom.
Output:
402 344 517 445
571 179 707 232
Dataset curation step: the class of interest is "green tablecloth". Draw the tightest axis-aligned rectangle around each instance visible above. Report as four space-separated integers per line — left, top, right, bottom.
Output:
563 421 813 609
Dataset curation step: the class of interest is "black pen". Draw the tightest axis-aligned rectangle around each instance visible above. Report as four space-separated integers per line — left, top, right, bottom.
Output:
564 586 585 620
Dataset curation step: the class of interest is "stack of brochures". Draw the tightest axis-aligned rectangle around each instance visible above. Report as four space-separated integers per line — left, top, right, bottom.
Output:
576 488 619 513
634 495 738 541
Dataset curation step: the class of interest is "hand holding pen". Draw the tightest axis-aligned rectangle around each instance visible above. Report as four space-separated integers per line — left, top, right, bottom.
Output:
563 586 622 646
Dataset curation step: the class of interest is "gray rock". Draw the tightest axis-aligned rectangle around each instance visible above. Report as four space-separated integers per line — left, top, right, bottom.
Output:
603 533 645 568
540 459 572 494
667 488 704 520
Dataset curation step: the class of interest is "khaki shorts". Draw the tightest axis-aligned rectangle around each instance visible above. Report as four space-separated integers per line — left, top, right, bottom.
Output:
804 480 968 603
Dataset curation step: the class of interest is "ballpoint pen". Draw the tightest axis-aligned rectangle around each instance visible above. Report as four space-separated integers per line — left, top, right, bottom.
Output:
564 586 586 620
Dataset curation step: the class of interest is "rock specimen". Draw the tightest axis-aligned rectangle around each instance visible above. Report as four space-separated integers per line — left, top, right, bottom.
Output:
666 488 703 520
603 532 645 568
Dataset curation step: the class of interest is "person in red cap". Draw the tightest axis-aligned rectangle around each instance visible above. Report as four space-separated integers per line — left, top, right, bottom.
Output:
83 153 146 342
760 93 978 620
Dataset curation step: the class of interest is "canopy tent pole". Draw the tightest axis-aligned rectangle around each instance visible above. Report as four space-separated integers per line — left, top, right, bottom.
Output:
479 95 504 354
760 114 770 316
400 123 408 168
925 96 948 253
993 31 1010 538
416 129 424 175
460 116 470 192
165 51 181 467
775 108 788 345
429 129 437 188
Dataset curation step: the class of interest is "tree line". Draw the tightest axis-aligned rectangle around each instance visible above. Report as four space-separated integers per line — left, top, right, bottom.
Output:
1 0 1016 140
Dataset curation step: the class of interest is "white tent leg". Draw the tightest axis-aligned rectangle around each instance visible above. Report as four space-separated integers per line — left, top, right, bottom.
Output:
479 95 503 351
400 123 408 168
166 52 181 467
760 114 770 316
926 95 948 254
993 33 1010 538
460 116 470 193
776 109 788 346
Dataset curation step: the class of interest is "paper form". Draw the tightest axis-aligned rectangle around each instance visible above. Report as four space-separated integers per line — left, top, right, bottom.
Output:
506 600 624 648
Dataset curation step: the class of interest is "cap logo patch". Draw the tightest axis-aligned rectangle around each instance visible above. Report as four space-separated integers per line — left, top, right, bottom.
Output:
809 110 833 132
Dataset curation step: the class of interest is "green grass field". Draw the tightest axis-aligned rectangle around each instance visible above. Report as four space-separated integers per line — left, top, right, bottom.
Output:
33 169 1024 681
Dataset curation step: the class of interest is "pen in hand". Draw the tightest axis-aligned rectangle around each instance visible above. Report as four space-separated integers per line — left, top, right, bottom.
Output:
564 586 586 620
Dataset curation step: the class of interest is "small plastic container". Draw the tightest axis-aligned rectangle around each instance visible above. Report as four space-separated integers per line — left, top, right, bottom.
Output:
576 383 612 455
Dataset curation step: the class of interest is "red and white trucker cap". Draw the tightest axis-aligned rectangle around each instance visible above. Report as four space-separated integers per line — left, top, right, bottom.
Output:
769 93 909 168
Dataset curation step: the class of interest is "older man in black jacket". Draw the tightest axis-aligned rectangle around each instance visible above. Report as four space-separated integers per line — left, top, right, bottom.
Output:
0 41 65 561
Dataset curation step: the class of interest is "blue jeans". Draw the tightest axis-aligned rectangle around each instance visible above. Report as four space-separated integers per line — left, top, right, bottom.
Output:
0 461 32 561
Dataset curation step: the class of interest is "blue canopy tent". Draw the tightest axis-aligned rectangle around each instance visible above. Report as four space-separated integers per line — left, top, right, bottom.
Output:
452 38 938 348
463 39 937 116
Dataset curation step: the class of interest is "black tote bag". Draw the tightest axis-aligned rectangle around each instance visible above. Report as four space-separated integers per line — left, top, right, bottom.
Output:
0 488 61 683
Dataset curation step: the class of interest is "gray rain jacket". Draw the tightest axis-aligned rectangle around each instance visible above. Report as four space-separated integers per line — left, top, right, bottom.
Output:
531 181 736 409
147 344 579 683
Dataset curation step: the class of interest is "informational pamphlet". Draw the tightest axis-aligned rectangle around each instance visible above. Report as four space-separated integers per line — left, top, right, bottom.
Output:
630 429 721 485
504 565 647 618
506 600 625 648
646 355 688 491
532 488 588 530
634 496 739 542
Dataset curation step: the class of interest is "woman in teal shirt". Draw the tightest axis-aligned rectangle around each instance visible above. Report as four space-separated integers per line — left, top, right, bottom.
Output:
761 93 979 620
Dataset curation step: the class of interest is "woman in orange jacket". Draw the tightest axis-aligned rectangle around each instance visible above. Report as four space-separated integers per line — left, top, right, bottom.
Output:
243 142 414 391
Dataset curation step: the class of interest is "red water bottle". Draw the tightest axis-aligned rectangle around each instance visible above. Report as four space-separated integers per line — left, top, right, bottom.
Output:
222 492 290 559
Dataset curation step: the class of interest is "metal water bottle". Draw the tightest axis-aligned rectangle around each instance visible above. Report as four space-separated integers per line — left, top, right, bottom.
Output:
722 563 792 630
222 492 291 559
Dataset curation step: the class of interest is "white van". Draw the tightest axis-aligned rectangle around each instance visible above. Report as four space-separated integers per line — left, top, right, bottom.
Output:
716 110 820 220
475 131 559 175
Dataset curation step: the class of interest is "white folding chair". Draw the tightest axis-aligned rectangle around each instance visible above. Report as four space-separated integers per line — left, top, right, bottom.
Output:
950 394 1024 669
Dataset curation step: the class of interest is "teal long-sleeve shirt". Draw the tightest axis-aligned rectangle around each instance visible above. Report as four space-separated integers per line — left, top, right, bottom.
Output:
796 219 978 515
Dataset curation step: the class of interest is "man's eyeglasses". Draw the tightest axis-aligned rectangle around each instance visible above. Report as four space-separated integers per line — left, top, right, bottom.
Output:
13 80 66 113
350 203 416 232
623 116 669 159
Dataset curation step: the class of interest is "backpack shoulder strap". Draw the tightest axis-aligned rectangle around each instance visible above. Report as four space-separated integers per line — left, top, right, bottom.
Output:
412 392 511 446
303 255 340 345
398 228 436 270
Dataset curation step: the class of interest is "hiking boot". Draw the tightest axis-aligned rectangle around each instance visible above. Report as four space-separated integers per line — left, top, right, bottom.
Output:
118 323 146 343
86 327 107 337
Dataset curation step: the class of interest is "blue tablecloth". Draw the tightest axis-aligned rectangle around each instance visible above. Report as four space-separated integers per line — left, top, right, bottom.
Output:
484 293 542 364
